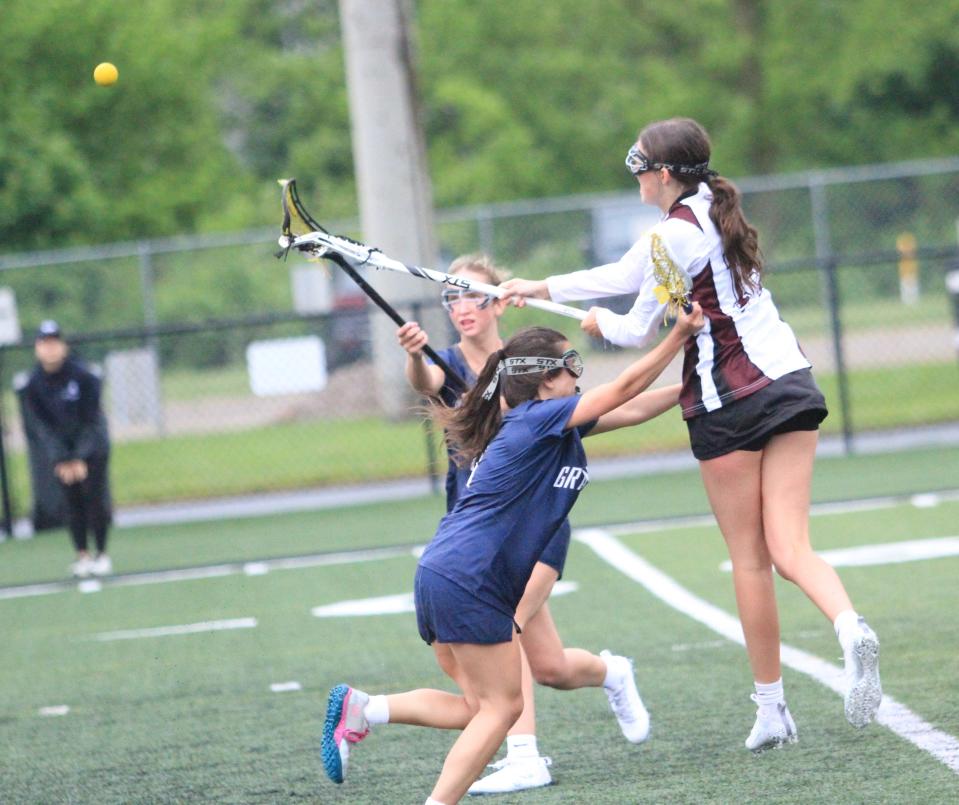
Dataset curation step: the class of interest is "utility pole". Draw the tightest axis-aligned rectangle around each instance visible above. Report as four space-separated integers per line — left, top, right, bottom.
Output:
338 0 444 419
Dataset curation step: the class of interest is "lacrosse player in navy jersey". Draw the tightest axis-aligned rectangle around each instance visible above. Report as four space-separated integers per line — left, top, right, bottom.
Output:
394 254 679 795
322 306 703 805
503 117 883 751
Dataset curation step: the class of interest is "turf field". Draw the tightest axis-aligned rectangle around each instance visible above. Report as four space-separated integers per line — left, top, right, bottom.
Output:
1 446 958 803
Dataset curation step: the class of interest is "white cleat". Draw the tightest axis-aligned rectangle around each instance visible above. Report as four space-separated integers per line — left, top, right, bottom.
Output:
600 650 651 744
90 554 113 577
71 557 94 579
842 618 882 728
745 697 798 752
467 755 552 796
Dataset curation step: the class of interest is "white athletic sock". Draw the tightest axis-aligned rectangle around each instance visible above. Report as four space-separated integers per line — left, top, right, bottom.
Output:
754 678 785 712
363 694 390 726
601 653 623 688
833 609 860 644
506 733 539 759
425 798 448 805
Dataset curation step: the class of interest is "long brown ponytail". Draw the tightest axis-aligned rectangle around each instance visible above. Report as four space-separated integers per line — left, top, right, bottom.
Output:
431 326 568 466
638 117 763 301
705 174 763 301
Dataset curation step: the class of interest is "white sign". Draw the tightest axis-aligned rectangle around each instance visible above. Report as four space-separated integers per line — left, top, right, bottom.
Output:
246 335 327 397
0 288 21 345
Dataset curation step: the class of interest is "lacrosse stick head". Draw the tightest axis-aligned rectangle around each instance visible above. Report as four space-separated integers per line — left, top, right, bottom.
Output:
277 178 332 262
649 232 693 319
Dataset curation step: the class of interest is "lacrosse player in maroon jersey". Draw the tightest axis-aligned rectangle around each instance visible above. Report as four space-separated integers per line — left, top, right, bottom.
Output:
503 117 882 750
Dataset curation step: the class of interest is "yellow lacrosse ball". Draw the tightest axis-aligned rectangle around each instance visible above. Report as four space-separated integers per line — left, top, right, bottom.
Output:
93 62 119 86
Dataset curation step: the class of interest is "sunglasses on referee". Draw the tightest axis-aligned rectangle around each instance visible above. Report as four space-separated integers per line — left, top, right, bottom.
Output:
441 288 495 313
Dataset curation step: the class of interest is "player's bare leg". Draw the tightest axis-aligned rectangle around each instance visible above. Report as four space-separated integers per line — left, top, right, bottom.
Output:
432 639 523 805
700 449 780 683
468 566 552 795
700 449 797 749
520 564 650 744
760 430 852 618
761 430 881 728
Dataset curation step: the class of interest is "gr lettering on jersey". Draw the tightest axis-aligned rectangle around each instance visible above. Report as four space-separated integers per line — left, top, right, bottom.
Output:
553 466 589 490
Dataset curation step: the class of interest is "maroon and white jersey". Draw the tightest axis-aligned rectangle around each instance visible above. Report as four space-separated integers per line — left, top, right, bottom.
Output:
546 183 810 419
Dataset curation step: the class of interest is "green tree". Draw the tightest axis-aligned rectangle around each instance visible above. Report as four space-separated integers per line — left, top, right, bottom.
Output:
0 0 256 251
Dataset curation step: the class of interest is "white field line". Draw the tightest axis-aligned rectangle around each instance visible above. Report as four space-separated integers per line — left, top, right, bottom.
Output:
0 545 418 601
719 536 959 572
575 527 959 776
90 617 257 642
311 580 579 618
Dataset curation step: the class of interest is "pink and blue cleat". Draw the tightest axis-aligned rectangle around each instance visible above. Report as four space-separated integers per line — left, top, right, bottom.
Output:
321 684 370 783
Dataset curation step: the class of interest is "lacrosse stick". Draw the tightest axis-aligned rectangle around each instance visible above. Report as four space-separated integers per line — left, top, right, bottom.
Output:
276 179 468 394
277 179 586 322
649 232 694 320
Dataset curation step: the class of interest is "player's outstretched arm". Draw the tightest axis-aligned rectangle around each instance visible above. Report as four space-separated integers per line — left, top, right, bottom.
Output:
498 278 550 308
565 304 703 430
397 322 445 397
588 384 681 436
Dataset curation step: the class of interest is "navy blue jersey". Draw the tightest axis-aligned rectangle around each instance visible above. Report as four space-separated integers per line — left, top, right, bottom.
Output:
418 395 590 616
22 356 110 463
427 345 476 511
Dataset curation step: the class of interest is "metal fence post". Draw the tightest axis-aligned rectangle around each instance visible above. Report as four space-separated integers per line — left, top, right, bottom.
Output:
810 178 854 453
0 348 14 537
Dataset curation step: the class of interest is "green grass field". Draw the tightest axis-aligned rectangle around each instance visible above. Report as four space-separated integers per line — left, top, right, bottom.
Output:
1 446 958 803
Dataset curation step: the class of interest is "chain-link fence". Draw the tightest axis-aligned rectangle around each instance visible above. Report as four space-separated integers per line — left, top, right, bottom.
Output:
0 303 458 532
1 157 958 533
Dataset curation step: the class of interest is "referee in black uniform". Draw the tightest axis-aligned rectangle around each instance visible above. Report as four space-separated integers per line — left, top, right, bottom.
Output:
22 321 113 578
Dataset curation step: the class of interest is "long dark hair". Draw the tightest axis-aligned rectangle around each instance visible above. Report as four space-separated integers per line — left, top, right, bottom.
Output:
432 326 568 466
639 117 763 301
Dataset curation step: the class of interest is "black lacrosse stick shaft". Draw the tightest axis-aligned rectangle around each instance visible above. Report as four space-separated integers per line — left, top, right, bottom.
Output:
327 253 468 394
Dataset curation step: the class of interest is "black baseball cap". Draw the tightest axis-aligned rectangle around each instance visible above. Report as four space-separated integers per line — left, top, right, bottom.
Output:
35 320 63 340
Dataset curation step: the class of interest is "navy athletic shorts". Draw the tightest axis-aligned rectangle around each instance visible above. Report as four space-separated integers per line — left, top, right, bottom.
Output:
538 519 571 578
687 368 828 461
414 565 515 646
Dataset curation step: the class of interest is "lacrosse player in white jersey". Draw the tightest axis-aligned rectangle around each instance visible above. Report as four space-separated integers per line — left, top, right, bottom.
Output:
503 117 882 751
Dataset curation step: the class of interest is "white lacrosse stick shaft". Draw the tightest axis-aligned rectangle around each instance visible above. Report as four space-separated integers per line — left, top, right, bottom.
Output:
281 230 587 321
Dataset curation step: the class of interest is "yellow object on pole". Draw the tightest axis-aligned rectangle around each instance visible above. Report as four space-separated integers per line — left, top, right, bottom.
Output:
896 232 919 305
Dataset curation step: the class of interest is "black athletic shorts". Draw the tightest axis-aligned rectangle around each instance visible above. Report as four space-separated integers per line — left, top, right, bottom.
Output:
687 368 828 461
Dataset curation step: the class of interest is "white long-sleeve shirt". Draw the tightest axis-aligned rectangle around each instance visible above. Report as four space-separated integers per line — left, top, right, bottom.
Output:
546 184 810 418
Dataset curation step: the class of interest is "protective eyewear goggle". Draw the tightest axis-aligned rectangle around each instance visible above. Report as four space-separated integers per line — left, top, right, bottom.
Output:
481 349 585 400
625 145 660 175
502 349 583 378
625 144 716 179
441 288 495 312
